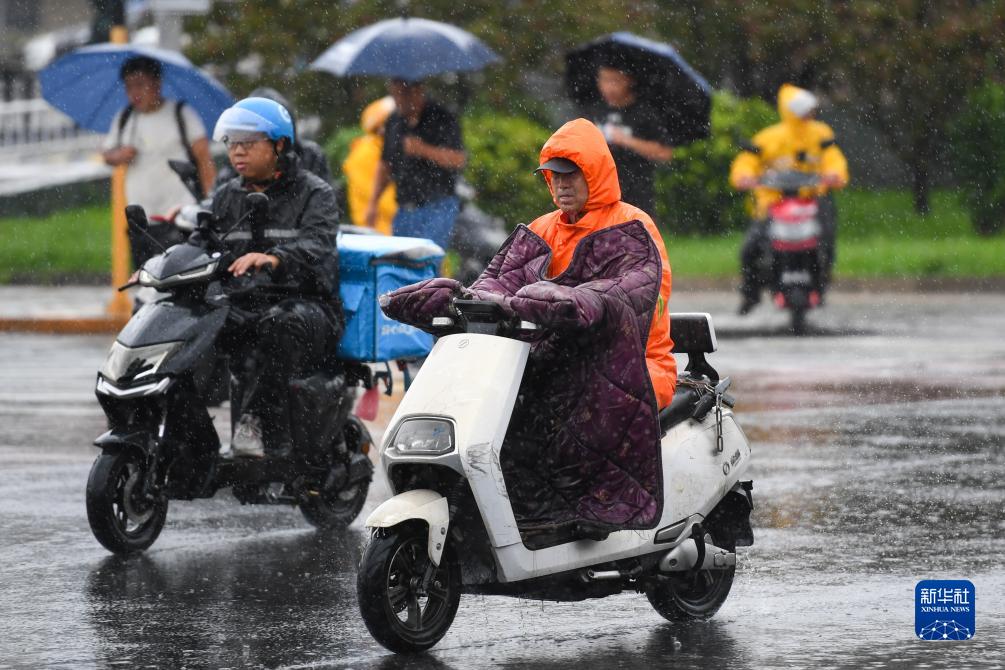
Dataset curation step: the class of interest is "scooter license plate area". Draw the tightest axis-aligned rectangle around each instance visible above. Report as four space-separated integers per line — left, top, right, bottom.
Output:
769 218 821 245
780 270 813 285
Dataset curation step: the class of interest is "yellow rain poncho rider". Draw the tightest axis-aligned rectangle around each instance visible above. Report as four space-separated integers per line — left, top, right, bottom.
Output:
343 97 397 235
729 84 849 313
730 83 849 217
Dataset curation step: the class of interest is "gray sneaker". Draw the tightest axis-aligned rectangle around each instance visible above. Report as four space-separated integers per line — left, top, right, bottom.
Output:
232 414 265 458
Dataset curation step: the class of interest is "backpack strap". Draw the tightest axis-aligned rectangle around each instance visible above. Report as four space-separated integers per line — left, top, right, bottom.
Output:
174 101 205 199
117 104 134 145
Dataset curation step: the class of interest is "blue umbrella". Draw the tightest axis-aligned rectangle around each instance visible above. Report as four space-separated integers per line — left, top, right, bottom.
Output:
38 43 233 133
310 17 500 81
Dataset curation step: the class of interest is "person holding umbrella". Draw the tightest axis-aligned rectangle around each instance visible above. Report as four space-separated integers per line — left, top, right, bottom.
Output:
310 17 496 248
566 33 712 216
590 57 674 214
101 56 216 265
363 79 466 249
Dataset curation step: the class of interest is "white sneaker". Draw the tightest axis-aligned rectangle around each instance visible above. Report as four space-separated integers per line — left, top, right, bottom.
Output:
231 414 265 458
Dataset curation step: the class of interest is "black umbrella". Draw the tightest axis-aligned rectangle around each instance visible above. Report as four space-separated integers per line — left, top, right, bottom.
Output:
566 32 712 145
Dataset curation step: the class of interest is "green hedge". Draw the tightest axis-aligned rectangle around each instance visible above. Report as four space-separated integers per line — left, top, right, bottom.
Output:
462 113 553 226
654 91 776 236
324 94 776 235
950 83 1005 235
324 126 365 186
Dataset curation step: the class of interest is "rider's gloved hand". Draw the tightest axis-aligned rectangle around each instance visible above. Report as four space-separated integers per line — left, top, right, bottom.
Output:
379 277 468 326
509 280 607 330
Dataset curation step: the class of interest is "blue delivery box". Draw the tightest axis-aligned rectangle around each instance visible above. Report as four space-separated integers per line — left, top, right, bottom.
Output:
335 233 445 362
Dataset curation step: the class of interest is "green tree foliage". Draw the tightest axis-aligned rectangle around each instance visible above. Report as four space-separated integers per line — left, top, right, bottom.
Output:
185 0 663 131
324 126 365 178
834 1 1005 216
462 113 553 226
950 83 1005 236
652 1 844 99
184 0 1005 229
654 92 775 235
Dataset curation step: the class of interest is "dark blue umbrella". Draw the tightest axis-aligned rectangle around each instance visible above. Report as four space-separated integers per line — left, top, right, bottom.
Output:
566 32 713 145
38 43 233 133
310 17 500 81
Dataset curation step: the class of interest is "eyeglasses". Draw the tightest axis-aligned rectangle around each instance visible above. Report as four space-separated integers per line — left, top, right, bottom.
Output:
224 138 267 151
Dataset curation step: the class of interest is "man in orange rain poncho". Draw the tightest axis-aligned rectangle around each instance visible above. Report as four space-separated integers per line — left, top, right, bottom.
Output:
343 96 397 234
528 117 676 409
382 118 676 534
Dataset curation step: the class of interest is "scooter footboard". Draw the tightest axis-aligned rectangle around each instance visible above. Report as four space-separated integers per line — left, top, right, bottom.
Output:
365 489 449 566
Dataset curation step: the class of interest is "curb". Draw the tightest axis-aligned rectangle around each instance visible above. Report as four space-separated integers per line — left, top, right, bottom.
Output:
0 316 127 335
673 276 1005 293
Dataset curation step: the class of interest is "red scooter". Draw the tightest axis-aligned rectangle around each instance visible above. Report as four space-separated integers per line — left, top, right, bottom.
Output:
757 170 826 333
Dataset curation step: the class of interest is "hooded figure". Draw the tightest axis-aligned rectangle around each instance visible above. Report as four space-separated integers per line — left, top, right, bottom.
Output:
381 118 674 545
530 118 676 409
730 83 849 218
729 84 849 313
343 96 397 234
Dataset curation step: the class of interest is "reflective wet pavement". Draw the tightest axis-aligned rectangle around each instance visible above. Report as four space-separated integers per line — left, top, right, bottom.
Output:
1 290 1003 669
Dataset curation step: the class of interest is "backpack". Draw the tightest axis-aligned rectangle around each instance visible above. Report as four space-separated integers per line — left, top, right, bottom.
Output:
117 100 204 199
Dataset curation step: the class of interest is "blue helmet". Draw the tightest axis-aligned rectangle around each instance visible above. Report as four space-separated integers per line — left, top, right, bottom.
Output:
213 96 295 145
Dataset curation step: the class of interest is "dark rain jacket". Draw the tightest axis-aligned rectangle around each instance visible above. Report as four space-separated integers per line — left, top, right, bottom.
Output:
199 155 340 304
381 219 664 535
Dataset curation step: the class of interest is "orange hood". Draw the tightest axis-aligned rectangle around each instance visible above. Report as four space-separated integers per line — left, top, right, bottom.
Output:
539 118 621 211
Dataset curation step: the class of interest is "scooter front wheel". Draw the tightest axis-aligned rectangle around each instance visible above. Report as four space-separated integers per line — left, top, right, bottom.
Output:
86 450 167 554
645 525 735 621
299 475 369 530
357 524 460 653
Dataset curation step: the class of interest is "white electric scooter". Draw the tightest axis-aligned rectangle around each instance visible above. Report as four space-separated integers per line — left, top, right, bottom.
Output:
357 300 754 653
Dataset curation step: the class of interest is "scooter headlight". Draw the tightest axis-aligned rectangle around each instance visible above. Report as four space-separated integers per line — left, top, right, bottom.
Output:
100 340 182 383
389 418 454 456
138 261 219 289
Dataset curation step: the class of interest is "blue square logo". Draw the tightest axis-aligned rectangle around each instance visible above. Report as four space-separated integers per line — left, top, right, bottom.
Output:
915 580 975 640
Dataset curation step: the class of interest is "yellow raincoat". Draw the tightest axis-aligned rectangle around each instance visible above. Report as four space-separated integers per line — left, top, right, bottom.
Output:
730 84 849 218
343 97 397 234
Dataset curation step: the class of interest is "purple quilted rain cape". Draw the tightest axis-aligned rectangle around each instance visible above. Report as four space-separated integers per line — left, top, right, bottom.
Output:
381 221 664 533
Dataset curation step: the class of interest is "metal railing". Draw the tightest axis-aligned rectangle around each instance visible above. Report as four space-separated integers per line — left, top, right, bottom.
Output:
0 98 103 160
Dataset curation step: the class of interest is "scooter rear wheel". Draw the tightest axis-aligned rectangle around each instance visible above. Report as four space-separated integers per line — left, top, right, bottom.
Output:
86 450 167 554
357 524 461 653
645 525 735 621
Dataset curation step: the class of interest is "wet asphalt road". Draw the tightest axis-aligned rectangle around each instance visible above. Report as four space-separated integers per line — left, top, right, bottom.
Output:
1 290 1003 669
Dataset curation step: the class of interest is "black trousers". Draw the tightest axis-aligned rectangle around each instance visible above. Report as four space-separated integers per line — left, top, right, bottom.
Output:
739 194 837 298
223 298 342 449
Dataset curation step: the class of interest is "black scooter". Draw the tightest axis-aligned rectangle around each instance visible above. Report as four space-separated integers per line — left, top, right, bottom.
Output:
87 194 373 554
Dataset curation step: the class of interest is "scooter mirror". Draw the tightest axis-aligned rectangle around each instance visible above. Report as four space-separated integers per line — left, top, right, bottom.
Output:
246 192 269 209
